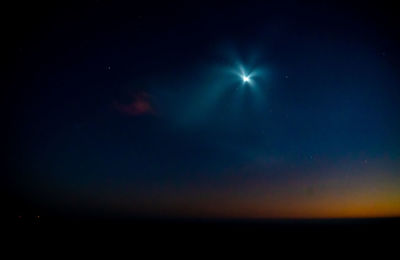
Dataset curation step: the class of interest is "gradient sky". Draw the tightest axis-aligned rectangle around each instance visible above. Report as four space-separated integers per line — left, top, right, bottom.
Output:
4 0 400 219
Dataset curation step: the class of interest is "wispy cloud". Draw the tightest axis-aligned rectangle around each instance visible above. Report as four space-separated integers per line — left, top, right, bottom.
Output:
114 92 154 116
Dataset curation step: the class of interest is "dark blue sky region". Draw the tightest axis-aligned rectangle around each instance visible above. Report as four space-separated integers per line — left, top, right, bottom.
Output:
5 1 400 218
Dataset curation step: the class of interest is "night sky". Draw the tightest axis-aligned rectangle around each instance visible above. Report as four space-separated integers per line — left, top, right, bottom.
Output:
4 0 400 220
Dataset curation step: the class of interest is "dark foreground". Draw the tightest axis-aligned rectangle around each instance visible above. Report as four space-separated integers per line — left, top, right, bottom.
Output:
7 217 400 251
12 216 400 233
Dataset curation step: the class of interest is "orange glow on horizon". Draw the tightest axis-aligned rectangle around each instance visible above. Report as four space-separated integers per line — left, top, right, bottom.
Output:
115 170 400 219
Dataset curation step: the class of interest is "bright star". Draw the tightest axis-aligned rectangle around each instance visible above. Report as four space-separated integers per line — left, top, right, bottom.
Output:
242 75 250 83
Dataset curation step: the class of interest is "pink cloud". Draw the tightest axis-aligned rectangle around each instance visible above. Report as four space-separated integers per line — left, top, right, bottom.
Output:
114 92 154 116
